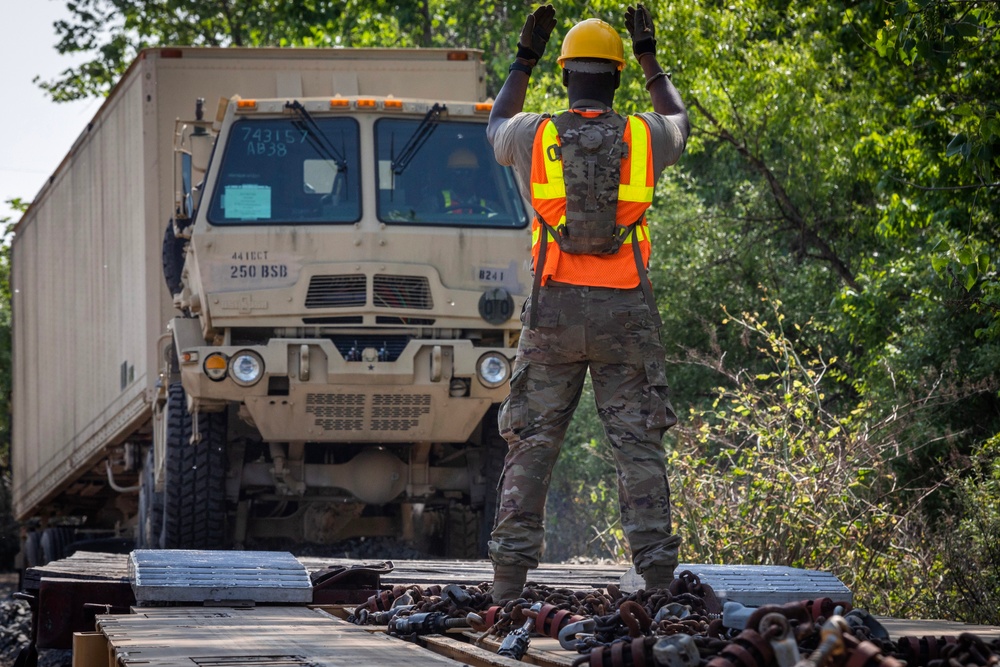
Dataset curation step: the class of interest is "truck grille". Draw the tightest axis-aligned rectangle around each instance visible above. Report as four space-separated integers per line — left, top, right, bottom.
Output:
373 275 433 310
305 394 365 432
304 393 432 434
371 394 432 432
330 335 411 362
305 275 366 308
304 274 432 311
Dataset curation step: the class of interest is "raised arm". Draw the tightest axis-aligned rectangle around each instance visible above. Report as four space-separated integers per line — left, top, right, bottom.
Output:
625 4 690 141
487 4 556 145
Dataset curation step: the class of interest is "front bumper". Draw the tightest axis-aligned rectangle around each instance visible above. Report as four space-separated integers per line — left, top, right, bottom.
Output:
171 318 511 443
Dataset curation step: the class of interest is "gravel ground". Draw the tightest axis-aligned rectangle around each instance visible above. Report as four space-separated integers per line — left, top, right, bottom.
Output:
0 572 72 667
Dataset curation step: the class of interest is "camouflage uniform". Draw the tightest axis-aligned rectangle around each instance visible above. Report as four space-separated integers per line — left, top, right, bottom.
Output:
489 109 685 579
489 285 680 573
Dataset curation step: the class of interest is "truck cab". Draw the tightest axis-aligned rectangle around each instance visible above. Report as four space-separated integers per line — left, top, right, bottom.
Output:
154 82 529 554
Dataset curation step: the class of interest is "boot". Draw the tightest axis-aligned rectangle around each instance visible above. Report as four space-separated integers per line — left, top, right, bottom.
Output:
643 565 675 590
491 564 528 601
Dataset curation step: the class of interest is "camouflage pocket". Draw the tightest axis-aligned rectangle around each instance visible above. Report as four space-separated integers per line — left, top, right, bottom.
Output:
520 297 561 328
611 306 654 330
644 358 678 430
499 364 531 435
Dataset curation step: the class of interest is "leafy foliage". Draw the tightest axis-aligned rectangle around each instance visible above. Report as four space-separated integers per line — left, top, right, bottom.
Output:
0 199 26 468
935 435 1000 626
38 0 544 101
39 1 349 100
669 298 946 616
0 200 27 568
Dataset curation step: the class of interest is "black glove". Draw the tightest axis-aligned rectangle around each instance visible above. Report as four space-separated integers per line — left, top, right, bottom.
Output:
516 4 557 66
625 4 657 59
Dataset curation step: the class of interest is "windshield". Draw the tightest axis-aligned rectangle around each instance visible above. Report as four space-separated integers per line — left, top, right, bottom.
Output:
376 119 527 228
207 118 361 225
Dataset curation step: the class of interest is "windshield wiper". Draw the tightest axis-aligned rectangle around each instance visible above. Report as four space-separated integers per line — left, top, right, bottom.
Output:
391 103 447 175
285 100 348 172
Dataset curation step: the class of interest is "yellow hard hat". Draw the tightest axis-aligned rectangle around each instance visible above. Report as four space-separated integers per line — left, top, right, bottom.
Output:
557 19 625 70
447 148 479 169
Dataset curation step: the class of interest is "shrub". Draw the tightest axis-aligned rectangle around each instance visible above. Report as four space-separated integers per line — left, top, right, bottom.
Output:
543 293 998 624
935 435 1000 625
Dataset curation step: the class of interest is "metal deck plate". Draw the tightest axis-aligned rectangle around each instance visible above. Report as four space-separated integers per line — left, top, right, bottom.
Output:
620 563 853 606
129 549 313 604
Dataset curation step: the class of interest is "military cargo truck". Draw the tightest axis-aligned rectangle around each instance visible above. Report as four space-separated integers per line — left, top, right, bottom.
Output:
11 47 529 565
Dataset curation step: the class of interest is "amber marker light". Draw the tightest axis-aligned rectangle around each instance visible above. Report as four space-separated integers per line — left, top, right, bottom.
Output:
203 352 228 381
474 103 493 114
447 52 470 61
384 99 403 110
236 99 258 111
356 99 377 108
180 351 199 364
330 99 350 108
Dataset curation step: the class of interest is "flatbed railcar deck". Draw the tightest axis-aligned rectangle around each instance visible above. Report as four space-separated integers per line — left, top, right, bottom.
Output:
19 550 1000 667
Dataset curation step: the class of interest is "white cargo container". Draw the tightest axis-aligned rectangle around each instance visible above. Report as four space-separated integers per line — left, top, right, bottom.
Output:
12 47 527 565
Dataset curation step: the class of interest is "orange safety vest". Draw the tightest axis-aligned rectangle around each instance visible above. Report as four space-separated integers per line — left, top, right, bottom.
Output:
530 110 656 289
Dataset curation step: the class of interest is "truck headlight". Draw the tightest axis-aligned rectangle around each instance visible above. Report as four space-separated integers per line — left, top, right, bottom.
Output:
229 350 264 386
477 352 510 388
203 352 228 381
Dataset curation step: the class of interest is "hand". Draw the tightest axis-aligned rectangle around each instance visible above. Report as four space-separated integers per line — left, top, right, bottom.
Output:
625 4 657 60
517 4 557 65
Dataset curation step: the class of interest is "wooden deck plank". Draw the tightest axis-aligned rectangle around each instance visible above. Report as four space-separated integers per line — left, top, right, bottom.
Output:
422 634 575 667
459 633 578 667
878 617 1000 640
96 606 468 666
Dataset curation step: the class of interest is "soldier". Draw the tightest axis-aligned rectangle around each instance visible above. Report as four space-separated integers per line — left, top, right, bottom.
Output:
486 4 690 599
433 148 493 215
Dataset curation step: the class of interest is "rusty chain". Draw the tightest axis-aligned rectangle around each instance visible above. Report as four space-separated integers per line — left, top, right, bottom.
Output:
344 570 999 667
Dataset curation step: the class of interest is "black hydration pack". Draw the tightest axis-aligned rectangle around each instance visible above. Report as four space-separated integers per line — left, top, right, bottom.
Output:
529 110 662 329
543 110 631 255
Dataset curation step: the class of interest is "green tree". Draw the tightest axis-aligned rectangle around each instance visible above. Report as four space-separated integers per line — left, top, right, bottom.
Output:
39 0 568 101
1 199 28 568
0 199 26 467
627 0 1000 469
39 0 350 101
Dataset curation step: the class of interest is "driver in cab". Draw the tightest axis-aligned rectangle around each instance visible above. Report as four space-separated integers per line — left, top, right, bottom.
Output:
426 148 496 215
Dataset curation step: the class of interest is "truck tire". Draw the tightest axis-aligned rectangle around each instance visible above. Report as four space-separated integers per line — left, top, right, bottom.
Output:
160 382 229 549
443 410 506 559
478 408 507 558
446 504 481 560
40 527 77 564
162 219 186 297
23 531 41 568
137 449 163 548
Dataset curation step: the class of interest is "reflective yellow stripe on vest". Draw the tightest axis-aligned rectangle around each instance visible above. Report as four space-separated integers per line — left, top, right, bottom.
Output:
619 116 654 203
531 217 566 246
532 120 565 201
443 190 485 210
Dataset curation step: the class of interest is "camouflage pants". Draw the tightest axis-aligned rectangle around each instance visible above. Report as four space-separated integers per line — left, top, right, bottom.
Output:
488 285 681 574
